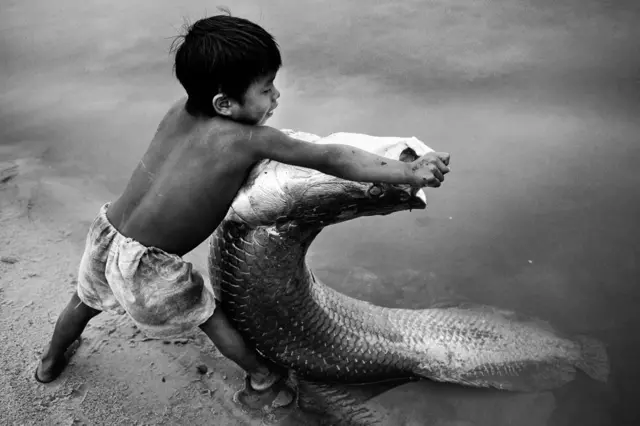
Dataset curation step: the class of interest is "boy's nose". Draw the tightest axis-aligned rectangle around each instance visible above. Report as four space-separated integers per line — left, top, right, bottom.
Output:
273 88 281 100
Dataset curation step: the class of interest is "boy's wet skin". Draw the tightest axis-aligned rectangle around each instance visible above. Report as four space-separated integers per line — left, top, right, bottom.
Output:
36 14 450 412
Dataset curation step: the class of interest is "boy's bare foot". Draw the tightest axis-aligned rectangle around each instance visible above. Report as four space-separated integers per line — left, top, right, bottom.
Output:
234 385 296 416
249 368 281 391
249 369 295 407
35 339 82 383
234 373 295 410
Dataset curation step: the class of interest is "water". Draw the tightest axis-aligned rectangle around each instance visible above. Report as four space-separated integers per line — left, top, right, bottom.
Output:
2 0 639 424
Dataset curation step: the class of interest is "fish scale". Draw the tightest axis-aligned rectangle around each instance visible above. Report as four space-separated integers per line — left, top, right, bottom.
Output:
210 217 610 391
208 132 609 393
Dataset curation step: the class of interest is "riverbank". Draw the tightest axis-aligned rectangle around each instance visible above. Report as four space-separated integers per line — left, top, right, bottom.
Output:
0 146 617 426
0 149 283 425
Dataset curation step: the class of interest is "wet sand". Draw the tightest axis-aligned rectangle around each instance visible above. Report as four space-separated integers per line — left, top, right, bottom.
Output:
0 152 267 425
2 0 639 424
0 142 613 426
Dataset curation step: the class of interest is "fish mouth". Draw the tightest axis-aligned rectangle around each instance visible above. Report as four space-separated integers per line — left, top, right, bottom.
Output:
406 186 427 209
351 146 427 220
365 181 427 212
233 133 432 226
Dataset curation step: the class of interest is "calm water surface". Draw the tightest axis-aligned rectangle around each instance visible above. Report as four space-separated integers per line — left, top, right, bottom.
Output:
2 1 639 424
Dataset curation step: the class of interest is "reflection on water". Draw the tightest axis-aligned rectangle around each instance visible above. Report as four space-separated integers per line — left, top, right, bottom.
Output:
2 0 639 424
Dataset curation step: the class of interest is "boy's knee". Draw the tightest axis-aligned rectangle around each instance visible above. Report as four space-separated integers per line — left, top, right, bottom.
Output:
84 304 101 318
70 291 101 317
198 311 219 331
70 294 101 318
205 308 233 330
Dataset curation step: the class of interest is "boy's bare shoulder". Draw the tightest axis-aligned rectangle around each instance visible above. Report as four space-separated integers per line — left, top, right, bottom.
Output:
218 124 293 153
153 100 288 162
203 121 282 158
156 97 188 128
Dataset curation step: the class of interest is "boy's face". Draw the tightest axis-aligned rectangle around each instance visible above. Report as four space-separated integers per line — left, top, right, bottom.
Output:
232 72 280 126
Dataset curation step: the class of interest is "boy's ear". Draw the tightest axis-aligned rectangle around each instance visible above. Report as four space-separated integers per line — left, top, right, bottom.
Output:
212 93 233 116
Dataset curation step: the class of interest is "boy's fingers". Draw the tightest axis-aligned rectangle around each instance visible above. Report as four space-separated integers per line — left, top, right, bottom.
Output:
423 175 441 187
435 159 450 175
431 167 444 182
437 152 451 166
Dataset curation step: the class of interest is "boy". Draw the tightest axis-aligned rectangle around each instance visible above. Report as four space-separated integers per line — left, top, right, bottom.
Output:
36 14 450 405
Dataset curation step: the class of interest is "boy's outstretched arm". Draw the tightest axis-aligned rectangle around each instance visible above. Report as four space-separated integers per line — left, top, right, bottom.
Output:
247 126 450 188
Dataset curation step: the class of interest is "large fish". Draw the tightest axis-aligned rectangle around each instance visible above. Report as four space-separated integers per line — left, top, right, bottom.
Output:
208 130 609 404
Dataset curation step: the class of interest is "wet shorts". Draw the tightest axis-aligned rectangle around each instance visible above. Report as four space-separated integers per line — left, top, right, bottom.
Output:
76 203 218 339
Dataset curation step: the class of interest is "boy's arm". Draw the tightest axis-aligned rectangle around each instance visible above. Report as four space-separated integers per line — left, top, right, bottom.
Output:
247 126 450 187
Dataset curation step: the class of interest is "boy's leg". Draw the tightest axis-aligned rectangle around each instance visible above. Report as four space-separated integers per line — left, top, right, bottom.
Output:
200 308 295 407
200 309 294 408
36 291 101 383
199 308 281 390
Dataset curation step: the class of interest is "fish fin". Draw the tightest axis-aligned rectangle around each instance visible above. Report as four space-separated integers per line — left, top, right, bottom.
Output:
416 360 577 392
428 298 467 309
297 380 383 425
489 307 558 334
575 335 610 383
432 301 511 315
435 302 559 333
473 361 576 392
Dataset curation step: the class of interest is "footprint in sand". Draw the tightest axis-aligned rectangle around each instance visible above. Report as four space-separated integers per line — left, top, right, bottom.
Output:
68 382 90 405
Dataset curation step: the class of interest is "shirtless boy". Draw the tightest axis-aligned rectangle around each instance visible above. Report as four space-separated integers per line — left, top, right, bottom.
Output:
36 14 451 404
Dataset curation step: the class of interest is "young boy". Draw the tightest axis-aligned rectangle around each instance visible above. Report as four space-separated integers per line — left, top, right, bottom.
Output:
36 14 450 404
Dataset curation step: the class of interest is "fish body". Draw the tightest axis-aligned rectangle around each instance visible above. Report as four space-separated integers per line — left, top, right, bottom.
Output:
208 130 609 392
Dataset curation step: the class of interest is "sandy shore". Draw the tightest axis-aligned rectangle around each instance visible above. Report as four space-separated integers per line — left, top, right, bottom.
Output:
1 146 414 426
0 149 612 426
0 150 306 425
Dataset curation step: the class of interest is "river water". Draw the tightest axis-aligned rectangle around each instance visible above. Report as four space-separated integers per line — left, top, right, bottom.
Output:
2 1 639 425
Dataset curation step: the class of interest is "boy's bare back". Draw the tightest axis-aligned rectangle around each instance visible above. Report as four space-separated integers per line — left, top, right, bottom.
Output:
36 14 451 393
107 98 450 258
107 14 451 259
107 99 261 256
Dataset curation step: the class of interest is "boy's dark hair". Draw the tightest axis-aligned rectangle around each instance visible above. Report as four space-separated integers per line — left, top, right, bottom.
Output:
172 14 282 117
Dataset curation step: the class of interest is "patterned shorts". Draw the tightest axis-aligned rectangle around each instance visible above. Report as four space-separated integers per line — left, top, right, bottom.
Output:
76 203 218 339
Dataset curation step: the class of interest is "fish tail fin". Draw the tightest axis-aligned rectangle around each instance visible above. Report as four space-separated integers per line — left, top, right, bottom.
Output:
297 380 383 425
575 335 610 383
428 362 578 392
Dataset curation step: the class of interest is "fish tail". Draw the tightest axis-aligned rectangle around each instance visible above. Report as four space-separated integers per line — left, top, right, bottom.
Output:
575 335 610 383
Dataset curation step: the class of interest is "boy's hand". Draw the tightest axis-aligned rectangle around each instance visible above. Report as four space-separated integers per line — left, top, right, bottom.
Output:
410 152 451 188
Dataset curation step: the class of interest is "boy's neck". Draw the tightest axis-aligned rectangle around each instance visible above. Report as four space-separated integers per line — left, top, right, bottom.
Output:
185 97 215 118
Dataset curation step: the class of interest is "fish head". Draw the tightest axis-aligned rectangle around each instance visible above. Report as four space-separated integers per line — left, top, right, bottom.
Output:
228 130 434 228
